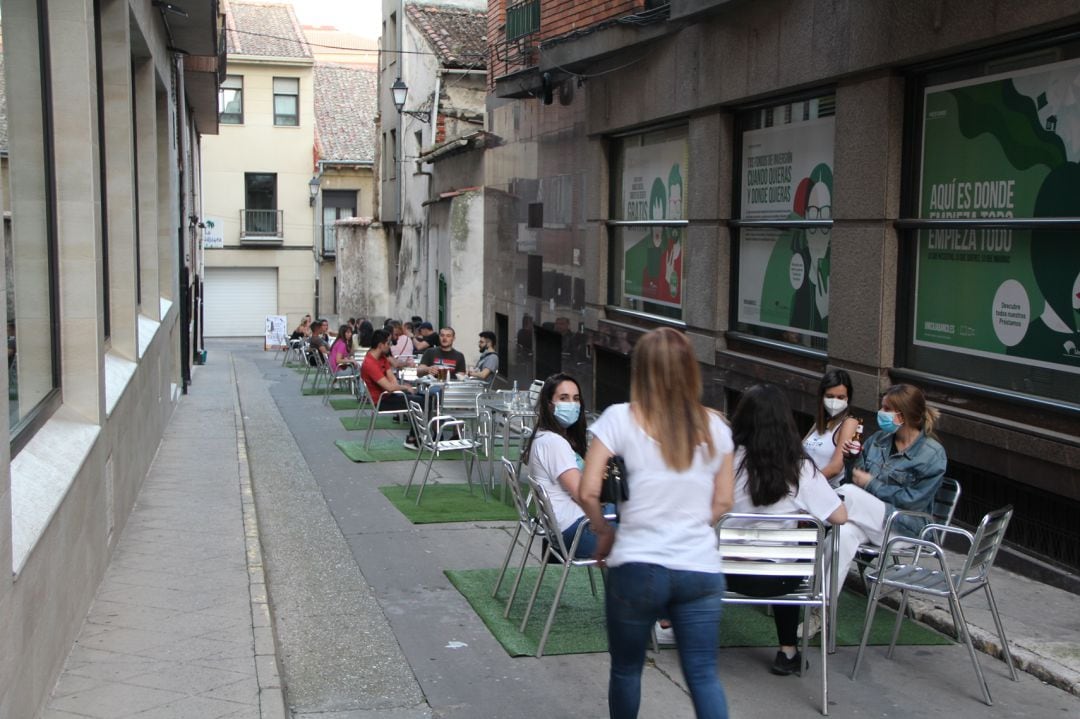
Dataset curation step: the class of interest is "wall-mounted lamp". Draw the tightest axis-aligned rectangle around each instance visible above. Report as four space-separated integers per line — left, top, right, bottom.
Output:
308 175 321 207
391 77 431 123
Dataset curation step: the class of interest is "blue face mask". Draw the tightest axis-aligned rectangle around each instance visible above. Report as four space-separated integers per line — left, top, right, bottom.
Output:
877 409 902 434
553 402 580 428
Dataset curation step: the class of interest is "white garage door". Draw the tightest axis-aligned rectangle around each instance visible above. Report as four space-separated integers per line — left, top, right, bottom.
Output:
203 267 278 337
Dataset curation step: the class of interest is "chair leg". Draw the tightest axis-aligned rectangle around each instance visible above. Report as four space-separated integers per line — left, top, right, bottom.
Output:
414 451 438 506
492 524 524 598
983 583 1018 681
503 531 538 618
519 551 551 631
536 562 574 658
951 594 993 706
586 565 598 597
850 574 884 680
819 599 829 716
886 589 909 659
403 448 425 497
363 410 380 449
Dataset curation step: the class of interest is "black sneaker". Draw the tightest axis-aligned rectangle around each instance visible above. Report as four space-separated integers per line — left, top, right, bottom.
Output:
770 651 802 676
403 436 419 451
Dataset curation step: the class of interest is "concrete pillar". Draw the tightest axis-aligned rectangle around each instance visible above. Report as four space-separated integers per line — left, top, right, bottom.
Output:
447 191 485 350
134 59 160 321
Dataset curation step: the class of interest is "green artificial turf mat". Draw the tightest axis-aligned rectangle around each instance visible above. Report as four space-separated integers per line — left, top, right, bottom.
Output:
301 384 354 396
329 398 365 411
378 484 517 523
335 438 517 463
339 415 408 431
445 567 952 657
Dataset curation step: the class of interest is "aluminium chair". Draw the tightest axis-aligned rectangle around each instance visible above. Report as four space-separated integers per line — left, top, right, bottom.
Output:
362 390 412 449
519 475 604 658
322 363 359 404
492 459 546 618
402 400 486 505
281 337 304 366
851 505 1018 706
716 513 832 715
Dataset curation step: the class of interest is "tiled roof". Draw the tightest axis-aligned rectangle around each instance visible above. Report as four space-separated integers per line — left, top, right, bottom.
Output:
405 3 487 70
314 63 377 163
225 1 311 59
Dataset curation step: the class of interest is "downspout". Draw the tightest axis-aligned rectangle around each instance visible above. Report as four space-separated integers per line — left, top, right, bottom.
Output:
425 71 441 321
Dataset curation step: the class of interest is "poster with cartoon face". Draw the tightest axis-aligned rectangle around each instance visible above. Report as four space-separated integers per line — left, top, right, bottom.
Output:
917 57 1080 375
738 117 835 337
621 138 686 309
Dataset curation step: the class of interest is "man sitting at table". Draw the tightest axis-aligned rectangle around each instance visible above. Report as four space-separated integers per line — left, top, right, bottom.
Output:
418 326 467 379
307 320 330 366
412 321 437 352
467 331 499 382
388 320 415 360
361 329 422 449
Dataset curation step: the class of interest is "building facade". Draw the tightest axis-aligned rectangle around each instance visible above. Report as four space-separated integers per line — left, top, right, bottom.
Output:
202 0 317 336
485 0 1080 577
0 0 222 715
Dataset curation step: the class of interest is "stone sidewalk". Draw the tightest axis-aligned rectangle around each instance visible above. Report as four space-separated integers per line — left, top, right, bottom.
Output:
41 356 286 719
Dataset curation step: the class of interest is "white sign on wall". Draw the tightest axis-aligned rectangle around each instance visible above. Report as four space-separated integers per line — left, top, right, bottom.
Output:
203 217 223 249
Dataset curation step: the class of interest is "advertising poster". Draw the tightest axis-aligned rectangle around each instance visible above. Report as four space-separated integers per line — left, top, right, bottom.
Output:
264 315 287 349
203 217 223 249
737 117 835 338
621 138 686 309
917 59 1080 374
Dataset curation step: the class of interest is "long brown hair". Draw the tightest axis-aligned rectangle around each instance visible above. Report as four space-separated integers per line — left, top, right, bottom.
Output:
883 383 939 438
630 328 714 471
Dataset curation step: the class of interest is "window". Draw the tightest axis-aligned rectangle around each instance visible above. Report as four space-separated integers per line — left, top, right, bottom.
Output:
321 190 357 257
218 74 243 124
243 173 278 236
733 94 835 351
609 126 688 321
2 0 61 444
899 48 1080 405
506 0 540 42
272 77 298 126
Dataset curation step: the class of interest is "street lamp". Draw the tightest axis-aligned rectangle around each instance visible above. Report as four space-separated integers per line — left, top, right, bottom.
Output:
308 175 320 207
390 77 431 123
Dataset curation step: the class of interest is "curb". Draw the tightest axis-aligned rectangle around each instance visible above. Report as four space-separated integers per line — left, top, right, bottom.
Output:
232 355 291 719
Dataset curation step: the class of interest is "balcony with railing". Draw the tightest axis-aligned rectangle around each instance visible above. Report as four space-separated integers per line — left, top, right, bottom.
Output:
240 209 284 243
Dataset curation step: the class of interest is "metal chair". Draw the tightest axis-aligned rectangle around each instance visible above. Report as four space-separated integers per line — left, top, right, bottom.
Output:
852 505 1018 706
363 390 411 449
402 400 486 505
716 513 831 715
519 475 603 658
492 459 546 618
281 337 304 366
300 344 330 392
322 356 359 404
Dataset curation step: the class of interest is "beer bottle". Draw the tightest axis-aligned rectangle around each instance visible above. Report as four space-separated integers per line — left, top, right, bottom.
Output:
849 420 864 456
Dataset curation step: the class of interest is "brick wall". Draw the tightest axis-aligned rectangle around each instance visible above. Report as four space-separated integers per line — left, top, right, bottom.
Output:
488 0 645 84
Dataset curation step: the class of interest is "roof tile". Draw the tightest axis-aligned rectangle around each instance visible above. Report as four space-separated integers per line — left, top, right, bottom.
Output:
314 63 377 163
405 3 487 70
226 1 311 59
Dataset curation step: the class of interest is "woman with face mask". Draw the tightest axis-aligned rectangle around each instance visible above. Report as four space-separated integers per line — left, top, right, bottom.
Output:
800 382 947 639
802 369 860 487
520 373 607 558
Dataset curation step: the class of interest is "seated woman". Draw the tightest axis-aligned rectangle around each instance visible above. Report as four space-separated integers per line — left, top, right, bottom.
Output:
728 384 849 676
290 315 311 342
328 324 359 378
802 369 861 487
521 373 606 558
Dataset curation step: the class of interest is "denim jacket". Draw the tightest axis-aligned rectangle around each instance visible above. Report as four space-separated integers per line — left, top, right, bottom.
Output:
845 430 947 537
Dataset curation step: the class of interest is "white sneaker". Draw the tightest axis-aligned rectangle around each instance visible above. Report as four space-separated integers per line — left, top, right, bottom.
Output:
654 621 676 646
797 608 822 640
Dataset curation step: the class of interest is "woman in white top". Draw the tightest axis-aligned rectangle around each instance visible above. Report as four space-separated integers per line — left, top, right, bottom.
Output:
521 373 601 558
728 384 848 676
581 328 735 719
802 369 860 487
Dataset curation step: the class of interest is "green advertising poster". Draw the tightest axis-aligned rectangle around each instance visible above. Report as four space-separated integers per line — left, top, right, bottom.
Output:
738 117 835 338
621 138 686 310
917 59 1080 374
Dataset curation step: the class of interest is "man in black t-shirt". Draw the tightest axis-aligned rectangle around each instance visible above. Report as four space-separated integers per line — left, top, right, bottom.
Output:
412 321 438 352
418 326 466 379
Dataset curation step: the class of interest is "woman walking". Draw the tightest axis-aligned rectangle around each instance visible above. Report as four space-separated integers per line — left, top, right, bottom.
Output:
580 328 735 719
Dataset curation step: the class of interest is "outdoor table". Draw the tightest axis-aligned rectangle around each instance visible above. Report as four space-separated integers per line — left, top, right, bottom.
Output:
476 393 538 488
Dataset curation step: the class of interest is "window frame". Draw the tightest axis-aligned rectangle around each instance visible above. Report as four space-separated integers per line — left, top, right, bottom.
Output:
272 76 299 127
218 74 244 125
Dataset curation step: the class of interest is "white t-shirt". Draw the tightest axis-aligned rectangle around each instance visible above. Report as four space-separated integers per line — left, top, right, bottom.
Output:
729 450 842 529
802 428 839 485
527 430 585 532
588 403 734 573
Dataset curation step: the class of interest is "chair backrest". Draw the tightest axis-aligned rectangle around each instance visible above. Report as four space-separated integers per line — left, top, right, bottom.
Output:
526 475 571 562
528 379 544 403
442 383 484 415
399 366 418 383
500 458 532 525
715 513 827 592
407 399 431 444
485 369 499 389
932 477 961 526
958 505 1013 585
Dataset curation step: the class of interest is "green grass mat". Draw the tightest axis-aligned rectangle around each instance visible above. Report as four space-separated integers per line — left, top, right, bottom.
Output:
301 385 354 397
445 567 953 657
329 398 366 411
378 484 517 523
340 416 408 431
336 438 519 463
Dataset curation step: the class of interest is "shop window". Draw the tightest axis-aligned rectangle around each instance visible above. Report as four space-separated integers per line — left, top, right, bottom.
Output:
218 74 243 124
732 94 835 352
2 0 61 447
608 125 687 322
272 77 299 126
900 50 1080 405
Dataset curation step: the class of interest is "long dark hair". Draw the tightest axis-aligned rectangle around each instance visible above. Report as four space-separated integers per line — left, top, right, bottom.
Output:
357 320 374 348
731 384 808 507
521 373 588 465
815 368 853 434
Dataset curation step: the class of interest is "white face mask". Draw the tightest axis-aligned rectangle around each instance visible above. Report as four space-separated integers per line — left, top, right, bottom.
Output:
823 398 848 417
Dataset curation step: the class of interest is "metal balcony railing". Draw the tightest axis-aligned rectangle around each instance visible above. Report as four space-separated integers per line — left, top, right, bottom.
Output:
321 224 336 257
506 0 540 42
240 209 283 241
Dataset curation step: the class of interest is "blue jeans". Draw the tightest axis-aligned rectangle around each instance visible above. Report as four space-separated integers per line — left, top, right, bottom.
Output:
562 504 616 559
606 563 728 719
